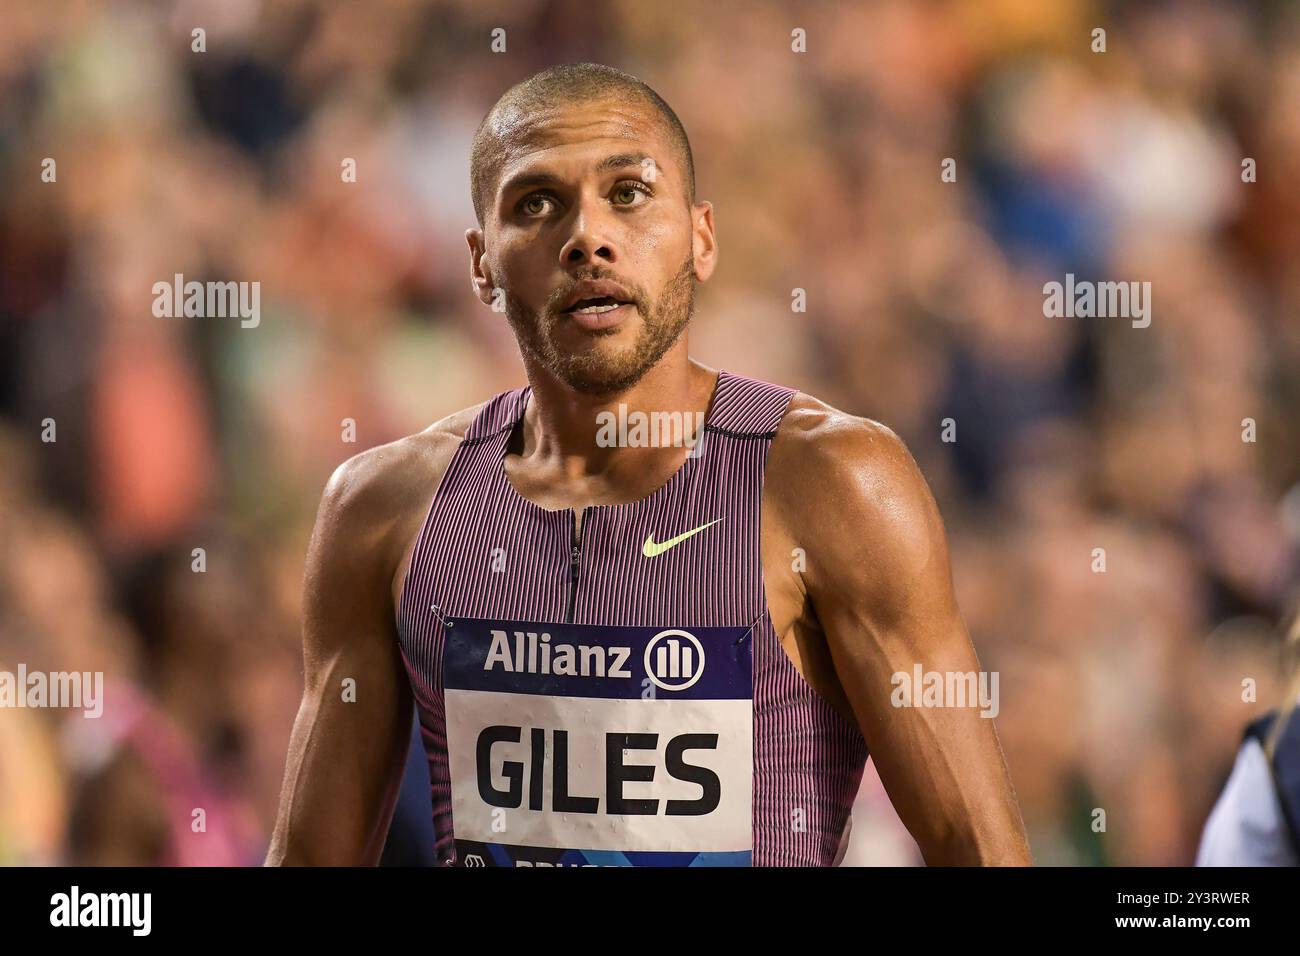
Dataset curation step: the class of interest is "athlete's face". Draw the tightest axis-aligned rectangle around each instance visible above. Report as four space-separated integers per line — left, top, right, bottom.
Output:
467 98 716 395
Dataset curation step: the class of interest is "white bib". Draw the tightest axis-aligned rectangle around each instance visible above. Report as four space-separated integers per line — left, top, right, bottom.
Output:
442 619 754 866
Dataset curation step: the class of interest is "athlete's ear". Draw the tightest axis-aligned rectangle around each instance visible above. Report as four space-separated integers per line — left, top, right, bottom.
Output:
466 228 495 306
690 200 717 283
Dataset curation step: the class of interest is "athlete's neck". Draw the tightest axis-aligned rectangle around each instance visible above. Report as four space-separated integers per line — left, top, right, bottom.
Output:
517 345 717 483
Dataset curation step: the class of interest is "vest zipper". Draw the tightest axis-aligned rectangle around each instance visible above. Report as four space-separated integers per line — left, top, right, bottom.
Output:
566 508 585 623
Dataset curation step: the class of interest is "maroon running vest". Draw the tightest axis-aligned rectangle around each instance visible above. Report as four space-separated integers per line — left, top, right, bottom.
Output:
397 370 869 866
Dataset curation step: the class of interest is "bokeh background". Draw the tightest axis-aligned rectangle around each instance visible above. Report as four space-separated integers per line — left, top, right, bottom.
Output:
2 0 1298 866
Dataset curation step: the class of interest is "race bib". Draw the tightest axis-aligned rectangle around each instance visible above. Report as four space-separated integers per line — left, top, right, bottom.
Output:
442 618 754 866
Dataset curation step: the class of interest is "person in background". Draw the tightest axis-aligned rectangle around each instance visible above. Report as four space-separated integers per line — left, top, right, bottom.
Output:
1197 609 1300 866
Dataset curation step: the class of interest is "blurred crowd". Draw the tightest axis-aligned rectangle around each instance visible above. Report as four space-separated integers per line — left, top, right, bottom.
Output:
1 0 1298 866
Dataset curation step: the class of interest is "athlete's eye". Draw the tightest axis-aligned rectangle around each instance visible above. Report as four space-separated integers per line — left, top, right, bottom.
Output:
611 181 652 206
519 193 556 216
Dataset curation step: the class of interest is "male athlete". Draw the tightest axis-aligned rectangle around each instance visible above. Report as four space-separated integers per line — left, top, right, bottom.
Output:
267 63 1031 867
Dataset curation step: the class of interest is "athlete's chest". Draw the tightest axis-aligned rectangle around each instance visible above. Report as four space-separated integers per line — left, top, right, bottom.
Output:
392 462 842 698
392 376 871 866
399 517 851 867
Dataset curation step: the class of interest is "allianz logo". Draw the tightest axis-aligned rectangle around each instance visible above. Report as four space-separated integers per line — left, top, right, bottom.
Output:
644 629 705 692
483 628 706 690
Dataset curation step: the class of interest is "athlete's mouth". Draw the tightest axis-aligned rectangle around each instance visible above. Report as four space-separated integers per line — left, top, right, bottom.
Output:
559 279 635 315
565 295 629 315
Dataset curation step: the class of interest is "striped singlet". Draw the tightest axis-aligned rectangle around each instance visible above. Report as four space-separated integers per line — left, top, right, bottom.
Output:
397 370 869 866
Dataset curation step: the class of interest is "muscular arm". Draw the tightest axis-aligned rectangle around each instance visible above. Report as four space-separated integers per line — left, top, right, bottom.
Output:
266 427 462 866
768 400 1031 865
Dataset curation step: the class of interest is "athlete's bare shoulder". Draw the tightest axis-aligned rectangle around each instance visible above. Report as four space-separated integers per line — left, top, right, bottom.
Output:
323 403 485 512
767 391 922 507
309 402 488 596
319 403 484 520
765 391 947 601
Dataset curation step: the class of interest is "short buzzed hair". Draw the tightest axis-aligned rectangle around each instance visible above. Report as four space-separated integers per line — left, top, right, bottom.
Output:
470 62 696 227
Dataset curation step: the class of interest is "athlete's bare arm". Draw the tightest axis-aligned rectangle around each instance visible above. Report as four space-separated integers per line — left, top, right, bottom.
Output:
266 408 478 865
763 395 1032 866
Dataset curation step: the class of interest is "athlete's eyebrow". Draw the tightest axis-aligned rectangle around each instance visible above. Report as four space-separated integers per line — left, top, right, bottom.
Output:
595 152 660 177
499 169 563 198
499 153 665 201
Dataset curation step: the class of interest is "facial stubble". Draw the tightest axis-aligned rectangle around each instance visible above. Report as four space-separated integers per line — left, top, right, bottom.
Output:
504 255 696 396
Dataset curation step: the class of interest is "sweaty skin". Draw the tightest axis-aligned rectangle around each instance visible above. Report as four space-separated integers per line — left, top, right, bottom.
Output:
266 95 1032 867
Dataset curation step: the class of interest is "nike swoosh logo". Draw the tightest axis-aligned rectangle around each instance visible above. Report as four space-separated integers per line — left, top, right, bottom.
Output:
641 519 723 558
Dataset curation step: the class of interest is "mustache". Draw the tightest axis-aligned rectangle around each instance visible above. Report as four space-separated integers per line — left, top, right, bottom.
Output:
546 270 646 315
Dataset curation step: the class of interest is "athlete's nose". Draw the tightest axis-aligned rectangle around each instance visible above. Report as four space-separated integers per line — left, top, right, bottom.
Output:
559 204 617 267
